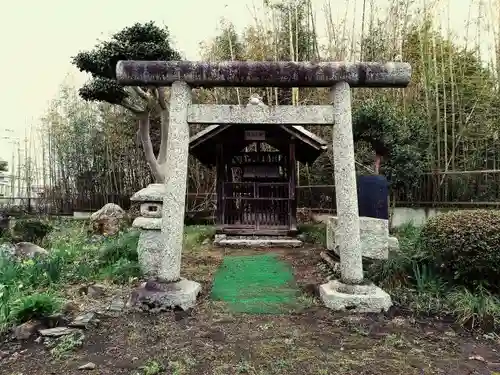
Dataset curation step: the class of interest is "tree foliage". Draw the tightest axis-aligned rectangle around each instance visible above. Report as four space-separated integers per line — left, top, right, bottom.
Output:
72 22 180 108
353 98 429 191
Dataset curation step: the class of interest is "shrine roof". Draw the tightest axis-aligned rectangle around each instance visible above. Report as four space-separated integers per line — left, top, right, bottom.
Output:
189 124 328 167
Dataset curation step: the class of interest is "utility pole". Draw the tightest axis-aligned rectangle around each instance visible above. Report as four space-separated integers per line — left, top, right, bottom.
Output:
17 141 21 198
0 130 18 201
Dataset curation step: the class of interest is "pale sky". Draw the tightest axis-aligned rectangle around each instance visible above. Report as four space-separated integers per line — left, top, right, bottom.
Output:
0 0 496 178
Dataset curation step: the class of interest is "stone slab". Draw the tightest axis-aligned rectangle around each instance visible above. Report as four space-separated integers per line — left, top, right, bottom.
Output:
130 183 167 202
132 217 161 230
327 216 389 260
319 280 392 313
187 104 334 125
38 327 80 337
127 278 201 311
116 60 412 88
214 237 303 248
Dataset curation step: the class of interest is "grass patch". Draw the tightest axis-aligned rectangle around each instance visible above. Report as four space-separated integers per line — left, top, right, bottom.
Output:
141 359 164 375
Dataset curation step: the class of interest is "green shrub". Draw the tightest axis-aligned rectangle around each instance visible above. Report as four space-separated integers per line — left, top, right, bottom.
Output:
367 223 424 288
12 218 53 244
8 292 62 323
419 209 500 290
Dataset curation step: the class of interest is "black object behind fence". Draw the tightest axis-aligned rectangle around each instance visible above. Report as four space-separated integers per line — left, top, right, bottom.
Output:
357 175 389 219
294 176 389 219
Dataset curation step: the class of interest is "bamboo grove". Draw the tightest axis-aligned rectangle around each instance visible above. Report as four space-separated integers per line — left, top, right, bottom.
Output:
15 0 500 212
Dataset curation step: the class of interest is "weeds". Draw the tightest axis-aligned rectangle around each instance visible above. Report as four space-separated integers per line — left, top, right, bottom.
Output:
297 224 326 246
8 293 62 323
448 286 500 330
376 223 500 330
140 359 164 375
184 225 215 250
49 331 85 359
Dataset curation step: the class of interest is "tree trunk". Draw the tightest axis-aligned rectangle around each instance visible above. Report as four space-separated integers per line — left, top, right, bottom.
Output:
157 109 169 166
138 113 165 183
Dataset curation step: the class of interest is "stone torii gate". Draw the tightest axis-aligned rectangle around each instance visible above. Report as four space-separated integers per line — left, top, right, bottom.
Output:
116 61 411 312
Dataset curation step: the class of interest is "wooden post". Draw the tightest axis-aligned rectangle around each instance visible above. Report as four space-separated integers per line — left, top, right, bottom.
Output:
289 138 297 232
216 143 224 227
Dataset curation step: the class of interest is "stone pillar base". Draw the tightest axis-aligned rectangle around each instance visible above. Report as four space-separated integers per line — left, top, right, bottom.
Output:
127 278 201 311
319 280 392 313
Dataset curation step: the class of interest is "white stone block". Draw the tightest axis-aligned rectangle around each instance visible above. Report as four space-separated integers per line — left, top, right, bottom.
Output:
136 230 164 277
388 236 400 252
327 216 389 260
319 280 392 313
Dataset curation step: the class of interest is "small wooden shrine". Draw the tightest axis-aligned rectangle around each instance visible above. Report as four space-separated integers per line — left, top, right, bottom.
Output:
190 124 328 236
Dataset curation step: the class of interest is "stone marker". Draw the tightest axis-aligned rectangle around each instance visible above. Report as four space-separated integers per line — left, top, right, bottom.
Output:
326 216 390 260
388 236 400 252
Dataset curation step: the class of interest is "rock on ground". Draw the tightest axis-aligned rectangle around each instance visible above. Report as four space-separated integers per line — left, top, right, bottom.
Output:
90 203 126 236
14 242 49 259
14 321 40 340
78 362 96 370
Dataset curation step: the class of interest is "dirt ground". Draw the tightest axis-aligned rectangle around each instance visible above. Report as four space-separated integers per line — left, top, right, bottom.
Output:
2 246 500 375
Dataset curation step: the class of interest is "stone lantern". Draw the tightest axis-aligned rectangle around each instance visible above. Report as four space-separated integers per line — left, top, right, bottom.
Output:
130 183 167 277
129 183 201 311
